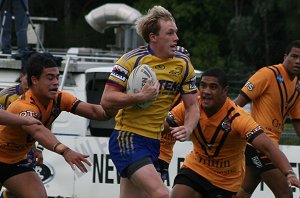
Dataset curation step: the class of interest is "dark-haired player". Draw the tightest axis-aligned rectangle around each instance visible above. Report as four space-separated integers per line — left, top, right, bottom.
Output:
235 40 300 198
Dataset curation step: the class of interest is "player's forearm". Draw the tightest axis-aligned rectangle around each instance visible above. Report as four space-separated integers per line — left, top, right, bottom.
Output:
253 134 294 176
0 109 26 125
22 125 62 153
101 91 145 110
183 103 199 134
264 148 294 176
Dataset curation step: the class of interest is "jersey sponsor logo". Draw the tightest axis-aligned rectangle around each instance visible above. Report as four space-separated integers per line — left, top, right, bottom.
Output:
196 152 231 168
245 126 262 139
159 80 181 92
245 81 255 91
19 110 38 117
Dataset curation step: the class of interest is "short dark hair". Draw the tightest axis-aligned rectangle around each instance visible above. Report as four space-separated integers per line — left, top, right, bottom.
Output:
200 67 228 88
26 52 58 87
285 40 300 55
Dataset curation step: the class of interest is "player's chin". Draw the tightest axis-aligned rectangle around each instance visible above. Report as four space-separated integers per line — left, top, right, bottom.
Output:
167 49 175 57
48 91 58 99
201 100 213 109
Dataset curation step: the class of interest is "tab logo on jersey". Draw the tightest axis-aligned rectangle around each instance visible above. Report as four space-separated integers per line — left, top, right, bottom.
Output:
245 81 255 91
111 65 129 82
19 110 38 117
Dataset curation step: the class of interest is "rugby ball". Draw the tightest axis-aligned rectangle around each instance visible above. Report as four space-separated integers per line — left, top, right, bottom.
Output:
126 64 157 109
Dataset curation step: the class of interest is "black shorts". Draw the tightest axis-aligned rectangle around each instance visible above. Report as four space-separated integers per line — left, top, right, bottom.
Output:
173 168 236 198
0 160 34 184
245 144 276 175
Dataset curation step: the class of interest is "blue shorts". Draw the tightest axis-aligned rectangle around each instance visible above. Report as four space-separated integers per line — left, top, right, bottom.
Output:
109 130 160 177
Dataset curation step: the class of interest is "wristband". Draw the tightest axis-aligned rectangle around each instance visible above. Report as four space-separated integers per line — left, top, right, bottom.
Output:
61 147 71 156
52 142 62 152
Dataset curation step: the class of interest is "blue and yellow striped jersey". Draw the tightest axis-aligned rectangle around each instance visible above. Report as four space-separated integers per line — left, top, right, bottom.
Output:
0 84 20 110
107 46 198 139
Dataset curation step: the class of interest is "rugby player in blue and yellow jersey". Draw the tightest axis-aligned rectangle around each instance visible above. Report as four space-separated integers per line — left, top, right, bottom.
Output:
101 5 199 198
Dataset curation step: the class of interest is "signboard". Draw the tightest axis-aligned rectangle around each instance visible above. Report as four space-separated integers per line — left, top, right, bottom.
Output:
38 136 300 197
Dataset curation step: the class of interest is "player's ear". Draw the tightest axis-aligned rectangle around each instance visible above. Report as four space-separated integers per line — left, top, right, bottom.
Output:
31 76 38 85
223 85 229 95
149 32 157 43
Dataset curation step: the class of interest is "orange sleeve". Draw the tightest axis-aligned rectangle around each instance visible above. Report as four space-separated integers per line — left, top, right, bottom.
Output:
58 91 80 112
241 67 272 100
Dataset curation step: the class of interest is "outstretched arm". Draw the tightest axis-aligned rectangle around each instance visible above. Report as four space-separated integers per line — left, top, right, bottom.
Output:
252 133 300 188
74 102 117 121
22 123 91 173
0 109 41 126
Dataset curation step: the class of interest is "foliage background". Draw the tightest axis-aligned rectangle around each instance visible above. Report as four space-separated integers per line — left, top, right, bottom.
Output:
22 0 300 144
26 0 300 97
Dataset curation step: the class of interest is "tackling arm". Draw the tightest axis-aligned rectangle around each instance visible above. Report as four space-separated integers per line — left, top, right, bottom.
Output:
251 132 300 188
0 109 41 126
22 123 91 173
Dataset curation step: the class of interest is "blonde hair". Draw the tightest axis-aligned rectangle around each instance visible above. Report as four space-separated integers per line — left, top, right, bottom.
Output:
136 5 175 43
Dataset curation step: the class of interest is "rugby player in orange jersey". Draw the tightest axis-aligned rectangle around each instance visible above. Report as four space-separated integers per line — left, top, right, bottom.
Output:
235 40 300 198
0 52 117 198
159 68 300 198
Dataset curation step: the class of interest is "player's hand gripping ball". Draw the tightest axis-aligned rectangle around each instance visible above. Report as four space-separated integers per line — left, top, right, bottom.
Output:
126 64 157 109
